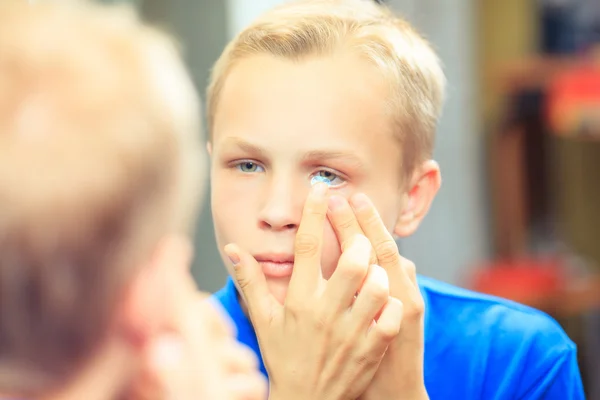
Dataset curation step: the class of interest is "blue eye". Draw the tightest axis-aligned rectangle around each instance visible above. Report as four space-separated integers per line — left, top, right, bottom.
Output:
236 161 264 173
311 170 345 187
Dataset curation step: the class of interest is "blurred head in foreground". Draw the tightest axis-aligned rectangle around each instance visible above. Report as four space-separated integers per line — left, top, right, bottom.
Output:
0 1 264 399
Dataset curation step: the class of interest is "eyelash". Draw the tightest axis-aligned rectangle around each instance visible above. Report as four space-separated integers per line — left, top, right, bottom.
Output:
234 160 265 174
231 160 347 187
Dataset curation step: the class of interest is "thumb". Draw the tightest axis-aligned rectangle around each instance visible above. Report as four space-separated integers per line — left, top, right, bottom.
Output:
224 243 273 320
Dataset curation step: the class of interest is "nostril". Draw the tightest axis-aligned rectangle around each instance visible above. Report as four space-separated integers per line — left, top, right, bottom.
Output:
259 220 272 229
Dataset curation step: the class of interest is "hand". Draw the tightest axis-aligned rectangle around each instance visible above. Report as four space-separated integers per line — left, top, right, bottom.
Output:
124 288 267 400
225 183 403 400
328 193 428 400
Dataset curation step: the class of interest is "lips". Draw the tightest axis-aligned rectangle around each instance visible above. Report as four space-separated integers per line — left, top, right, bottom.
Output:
254 254 294 278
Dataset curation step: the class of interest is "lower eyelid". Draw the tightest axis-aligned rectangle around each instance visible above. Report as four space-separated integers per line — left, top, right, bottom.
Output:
311 175 346 188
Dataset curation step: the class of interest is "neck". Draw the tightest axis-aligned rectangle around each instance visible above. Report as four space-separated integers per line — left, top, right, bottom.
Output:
42 335 138 400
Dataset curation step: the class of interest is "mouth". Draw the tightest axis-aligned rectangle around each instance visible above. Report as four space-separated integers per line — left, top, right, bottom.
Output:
254 254 294 278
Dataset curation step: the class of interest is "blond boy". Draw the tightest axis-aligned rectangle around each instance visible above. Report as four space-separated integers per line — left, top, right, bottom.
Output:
0 1 264 399
208 0 585 399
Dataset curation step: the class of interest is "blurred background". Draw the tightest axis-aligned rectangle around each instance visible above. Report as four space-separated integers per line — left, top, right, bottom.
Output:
103 0 599 395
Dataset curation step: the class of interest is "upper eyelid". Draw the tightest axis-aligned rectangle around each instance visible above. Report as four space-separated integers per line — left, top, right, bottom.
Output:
311 170 347 187
229 158 264 167
312 167 347 180
229 160 347 180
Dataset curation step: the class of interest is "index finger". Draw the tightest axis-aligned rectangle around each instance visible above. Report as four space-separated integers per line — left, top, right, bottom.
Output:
288 182 329 297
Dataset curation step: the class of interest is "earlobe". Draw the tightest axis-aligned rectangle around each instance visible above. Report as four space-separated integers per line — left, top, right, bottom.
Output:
393 160 441 237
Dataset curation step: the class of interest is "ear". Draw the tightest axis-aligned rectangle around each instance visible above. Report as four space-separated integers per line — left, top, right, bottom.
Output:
394 160 441 237
206 141 212 157
115 234 194 350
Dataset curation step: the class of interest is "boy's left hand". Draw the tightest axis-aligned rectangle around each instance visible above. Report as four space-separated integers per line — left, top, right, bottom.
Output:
328 193 429 400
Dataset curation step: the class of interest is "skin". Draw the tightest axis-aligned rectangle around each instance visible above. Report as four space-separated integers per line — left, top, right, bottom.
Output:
210 51 439 304
210 51 441 399
121 236 267 400
211 52 401 303
25 236 267 400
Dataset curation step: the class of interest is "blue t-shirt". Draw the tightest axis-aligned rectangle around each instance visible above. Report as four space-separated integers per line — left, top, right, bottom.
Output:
213 275 585 399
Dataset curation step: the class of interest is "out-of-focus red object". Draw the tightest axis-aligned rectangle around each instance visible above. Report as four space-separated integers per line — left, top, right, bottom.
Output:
546 63 600 137
469 258 565 312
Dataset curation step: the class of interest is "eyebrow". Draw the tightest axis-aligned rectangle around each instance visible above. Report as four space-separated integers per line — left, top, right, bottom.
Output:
224 137 365 168
224 137 267 158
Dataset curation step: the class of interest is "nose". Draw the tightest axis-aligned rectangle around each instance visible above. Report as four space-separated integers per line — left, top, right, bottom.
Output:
258 176 304 232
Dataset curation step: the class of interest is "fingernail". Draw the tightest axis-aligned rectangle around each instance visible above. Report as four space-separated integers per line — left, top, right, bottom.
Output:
225 245 240 266
228 253 240 266
311 181 328 196
350 193 370 210
328 195 345 211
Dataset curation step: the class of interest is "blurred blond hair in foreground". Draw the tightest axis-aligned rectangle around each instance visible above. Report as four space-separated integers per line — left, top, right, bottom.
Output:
0 0 217 398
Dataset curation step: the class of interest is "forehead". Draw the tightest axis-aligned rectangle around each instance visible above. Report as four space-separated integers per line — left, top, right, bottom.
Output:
212 53 395 151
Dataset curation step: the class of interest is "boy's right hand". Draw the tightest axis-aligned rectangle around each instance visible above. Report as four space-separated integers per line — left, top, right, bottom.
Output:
225 183 403 400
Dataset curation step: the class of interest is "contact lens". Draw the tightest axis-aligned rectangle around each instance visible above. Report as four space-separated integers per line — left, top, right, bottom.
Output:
311 175 332 186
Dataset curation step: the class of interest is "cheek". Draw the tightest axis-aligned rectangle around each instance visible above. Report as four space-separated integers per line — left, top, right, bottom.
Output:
370 197 403 233
211 193 237 241
211 178 255 249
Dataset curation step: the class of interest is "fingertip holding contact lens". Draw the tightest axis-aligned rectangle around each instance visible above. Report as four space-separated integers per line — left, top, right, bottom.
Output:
311 175 332 186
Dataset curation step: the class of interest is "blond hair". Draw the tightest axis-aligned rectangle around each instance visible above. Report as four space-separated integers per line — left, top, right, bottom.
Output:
0 0 204 394
207 0 445 175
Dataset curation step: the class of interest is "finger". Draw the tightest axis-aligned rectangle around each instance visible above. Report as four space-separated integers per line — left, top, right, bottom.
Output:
404 256 418 286
203 297 237 337
226 373 269 400
224 243 274 322
383 287 426 383
323 234 371 313
288 182 329 298
327 195 377 265
343 192 422 328
368 296 403 349
141 335 184 400
223 340 260 373
350 193 412 297
350 265 390 331
349 195 425 346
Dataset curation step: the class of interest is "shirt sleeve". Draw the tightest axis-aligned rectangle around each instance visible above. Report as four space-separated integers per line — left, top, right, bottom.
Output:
518 341 585 399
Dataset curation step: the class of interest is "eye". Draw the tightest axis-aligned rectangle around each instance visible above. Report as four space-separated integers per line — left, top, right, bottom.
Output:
311 169 346 187
235 161 264 173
